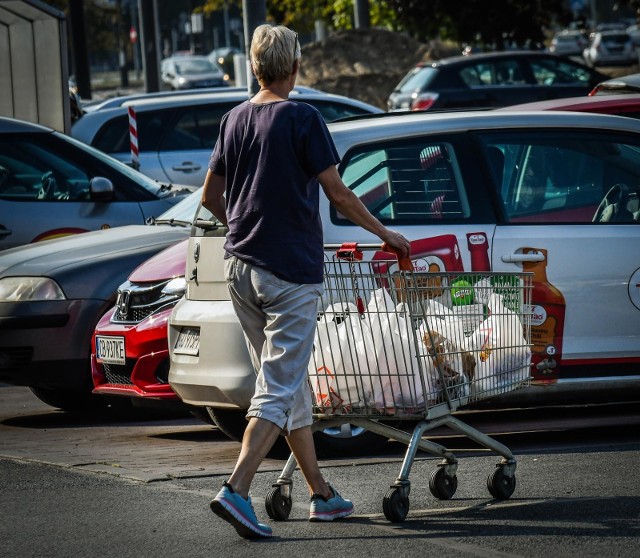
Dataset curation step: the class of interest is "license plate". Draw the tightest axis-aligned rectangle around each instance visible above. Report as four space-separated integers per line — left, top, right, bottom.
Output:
174 326 200 356
96 335 126 365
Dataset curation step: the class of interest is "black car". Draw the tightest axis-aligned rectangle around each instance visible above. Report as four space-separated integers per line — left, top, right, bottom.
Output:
388 51 607 112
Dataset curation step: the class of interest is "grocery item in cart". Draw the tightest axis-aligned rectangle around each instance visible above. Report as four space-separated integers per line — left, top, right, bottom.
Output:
308 289 427 414
464 293 531 398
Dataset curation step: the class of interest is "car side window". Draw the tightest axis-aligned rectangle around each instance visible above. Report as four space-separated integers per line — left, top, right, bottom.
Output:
159 104 235 151
480 132 640 224
0 137 91 201
529 58 592 85
93 110 174 154
335 140 470 224
304 100 372 122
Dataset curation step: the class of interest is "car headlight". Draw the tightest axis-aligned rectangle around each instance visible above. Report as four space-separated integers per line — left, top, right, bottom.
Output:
0 277 66 301
161 276 186 297
177 77 187 85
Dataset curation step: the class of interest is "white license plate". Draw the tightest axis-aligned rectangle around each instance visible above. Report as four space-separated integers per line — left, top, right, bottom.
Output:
174 326 200 356
96 335 126 365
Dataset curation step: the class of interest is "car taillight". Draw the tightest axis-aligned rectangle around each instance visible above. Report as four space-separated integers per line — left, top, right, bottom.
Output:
411 92 439 111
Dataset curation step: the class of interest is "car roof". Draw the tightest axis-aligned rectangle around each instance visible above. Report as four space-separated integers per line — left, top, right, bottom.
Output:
327 110 640 148
83 85 335 112
0 116 54 134
423 50 585 68
497 93 640 112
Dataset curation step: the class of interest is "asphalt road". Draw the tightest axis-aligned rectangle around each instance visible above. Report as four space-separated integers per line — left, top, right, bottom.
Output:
1 384 639 557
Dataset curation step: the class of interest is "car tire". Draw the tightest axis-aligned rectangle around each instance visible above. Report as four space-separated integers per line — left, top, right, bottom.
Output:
206 407 388 458
29 386 108 414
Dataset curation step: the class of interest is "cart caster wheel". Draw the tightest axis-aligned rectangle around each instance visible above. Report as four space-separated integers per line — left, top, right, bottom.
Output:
429 467 458 500
383 487 409 523
265 486 292 521
487 467 516 500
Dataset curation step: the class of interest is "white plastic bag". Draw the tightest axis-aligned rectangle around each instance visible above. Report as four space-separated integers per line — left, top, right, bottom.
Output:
464 293 530 398
308 302 375 413
366 289 424 412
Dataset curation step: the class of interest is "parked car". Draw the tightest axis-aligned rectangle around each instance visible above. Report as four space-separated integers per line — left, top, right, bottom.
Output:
626 24 640 47
0 116 194 251
548 30 589 57
72 88 383 187
387 51 606 112
160 55 227 90
498 92 640 118
0 188 201 412
589 71 640 95
167 110 640 455
582 31 635 67
208 46 241 81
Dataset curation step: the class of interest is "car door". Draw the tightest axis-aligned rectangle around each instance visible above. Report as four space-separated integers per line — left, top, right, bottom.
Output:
0 133 151 250
477 130 640 383
158 103 237 187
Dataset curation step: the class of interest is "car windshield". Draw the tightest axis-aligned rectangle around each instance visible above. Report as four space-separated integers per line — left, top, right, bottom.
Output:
154 187 202 223
175 59 217 75
52 130 170 196
395 66 438 93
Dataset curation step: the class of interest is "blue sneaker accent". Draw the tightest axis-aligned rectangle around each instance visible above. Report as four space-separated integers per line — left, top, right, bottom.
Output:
210 484 273 539
309 484 354 522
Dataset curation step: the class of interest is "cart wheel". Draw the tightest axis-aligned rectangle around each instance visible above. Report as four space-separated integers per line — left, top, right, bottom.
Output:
265 486 292 521
429 467 458 500
487 467 516 500
383 487 409 523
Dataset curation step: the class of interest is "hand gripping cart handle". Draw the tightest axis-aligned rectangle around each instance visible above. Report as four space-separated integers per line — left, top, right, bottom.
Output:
263 242 533 523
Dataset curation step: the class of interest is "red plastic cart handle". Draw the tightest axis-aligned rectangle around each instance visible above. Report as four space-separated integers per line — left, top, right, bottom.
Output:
381 242 413 271
335 242 364 261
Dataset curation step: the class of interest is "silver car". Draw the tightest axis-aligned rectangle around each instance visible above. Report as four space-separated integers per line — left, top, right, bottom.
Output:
167 110 640 455
160 55 227 90
0 117 194 251
71 88 384 187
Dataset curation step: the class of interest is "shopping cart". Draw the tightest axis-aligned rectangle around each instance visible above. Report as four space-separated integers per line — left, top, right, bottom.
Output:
264 243 533 523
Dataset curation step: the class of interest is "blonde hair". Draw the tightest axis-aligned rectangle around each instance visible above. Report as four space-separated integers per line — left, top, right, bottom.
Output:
250 24 300 85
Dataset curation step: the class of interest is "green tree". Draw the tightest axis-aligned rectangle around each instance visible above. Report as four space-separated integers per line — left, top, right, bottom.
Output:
389 0 566 48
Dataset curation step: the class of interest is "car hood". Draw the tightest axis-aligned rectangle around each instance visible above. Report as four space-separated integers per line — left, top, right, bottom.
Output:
0 225 190 299
129 238 189 282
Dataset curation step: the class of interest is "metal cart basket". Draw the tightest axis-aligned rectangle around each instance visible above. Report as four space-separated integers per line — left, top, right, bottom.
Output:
265 243 533 523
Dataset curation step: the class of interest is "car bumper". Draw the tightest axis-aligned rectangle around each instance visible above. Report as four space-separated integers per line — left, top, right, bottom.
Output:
0 298 108 391
92 306 177 399
168 297 254 409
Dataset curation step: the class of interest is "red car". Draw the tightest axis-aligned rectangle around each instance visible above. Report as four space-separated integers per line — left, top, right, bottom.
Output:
91 239 188 400
497 92 640 118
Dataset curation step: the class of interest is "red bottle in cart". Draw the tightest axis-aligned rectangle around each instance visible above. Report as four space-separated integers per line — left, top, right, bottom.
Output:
523 247 565 383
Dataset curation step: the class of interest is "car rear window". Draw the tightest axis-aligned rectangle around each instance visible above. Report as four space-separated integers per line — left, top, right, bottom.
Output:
394 66 438 94
335 139 470 224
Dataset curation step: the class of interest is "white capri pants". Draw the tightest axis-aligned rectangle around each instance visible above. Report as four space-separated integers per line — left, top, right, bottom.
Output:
224 255 323 433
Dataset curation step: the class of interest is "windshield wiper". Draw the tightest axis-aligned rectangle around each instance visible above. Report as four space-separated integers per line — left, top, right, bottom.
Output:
149 217 192 226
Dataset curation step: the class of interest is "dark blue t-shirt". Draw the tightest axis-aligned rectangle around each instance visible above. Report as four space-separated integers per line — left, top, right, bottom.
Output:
209 100 340 284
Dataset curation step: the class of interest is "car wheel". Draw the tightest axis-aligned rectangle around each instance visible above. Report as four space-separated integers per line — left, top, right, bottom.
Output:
207 407 290 456
313 423 388 458
29 386 108 414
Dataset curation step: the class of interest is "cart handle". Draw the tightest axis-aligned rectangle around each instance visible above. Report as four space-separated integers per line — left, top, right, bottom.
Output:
333 242 412 271
381 242 413 271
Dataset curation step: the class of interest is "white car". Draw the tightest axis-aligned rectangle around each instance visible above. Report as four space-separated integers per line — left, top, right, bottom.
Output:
167 110 640 455
548 30 588 57
72 88 383 187
583 31 636 67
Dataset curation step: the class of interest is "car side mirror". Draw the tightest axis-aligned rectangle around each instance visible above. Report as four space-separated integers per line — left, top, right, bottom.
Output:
89 176 115 202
